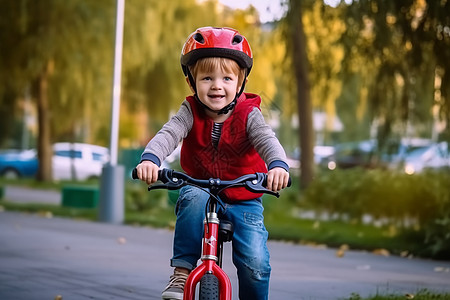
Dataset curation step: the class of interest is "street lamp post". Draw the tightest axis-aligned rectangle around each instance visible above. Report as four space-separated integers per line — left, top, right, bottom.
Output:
99 0 125 224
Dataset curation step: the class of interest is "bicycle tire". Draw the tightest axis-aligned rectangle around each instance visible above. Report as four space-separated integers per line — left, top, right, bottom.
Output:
199 273 219 300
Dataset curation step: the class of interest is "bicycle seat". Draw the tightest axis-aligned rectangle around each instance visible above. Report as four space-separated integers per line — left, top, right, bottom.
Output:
219 220 234 243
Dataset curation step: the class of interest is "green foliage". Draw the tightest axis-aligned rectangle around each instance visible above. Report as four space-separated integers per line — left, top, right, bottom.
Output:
125 181 168 212
264 184 418 252
1 201 97 220
342 0 450 140
301 169 450 258
0 0 116 144
124 182 176 228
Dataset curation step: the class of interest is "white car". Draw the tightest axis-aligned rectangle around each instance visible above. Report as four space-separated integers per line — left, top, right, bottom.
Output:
403 142 449 174
52 143 109 180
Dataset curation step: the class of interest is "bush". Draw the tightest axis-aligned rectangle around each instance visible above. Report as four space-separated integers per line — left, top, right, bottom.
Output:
301 169 450 259
125 181 169 212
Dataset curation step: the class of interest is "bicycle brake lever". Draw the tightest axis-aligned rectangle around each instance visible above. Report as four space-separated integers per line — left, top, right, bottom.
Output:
148 169 186 191
148 181 185 191
245 173 280 198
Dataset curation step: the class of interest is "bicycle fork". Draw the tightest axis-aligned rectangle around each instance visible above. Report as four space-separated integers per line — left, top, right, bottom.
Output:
183 210 232 300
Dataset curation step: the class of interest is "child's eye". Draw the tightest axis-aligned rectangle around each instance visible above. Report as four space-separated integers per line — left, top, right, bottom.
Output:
224 77 233 81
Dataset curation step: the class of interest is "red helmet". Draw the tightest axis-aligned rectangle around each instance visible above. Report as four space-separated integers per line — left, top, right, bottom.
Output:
180 27 253 76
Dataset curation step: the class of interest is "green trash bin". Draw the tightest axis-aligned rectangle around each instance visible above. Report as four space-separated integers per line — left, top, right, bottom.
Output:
62 186 99 208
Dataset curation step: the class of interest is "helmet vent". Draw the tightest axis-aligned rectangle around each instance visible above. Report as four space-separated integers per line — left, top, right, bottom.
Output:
193 33 205 44
232 35 243 45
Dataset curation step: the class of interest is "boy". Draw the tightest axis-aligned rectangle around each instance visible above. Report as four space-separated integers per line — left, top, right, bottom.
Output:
135 27 290 300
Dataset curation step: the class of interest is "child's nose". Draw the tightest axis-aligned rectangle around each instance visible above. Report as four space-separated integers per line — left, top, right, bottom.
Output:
211 79 222 89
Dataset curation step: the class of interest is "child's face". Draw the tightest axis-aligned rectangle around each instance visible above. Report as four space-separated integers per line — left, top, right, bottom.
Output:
195 67 241 113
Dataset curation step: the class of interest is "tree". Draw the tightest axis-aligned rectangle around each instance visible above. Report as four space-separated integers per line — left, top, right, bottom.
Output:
284 0 315 188
122 0 219 118
342 0 450 142
0 0 116 181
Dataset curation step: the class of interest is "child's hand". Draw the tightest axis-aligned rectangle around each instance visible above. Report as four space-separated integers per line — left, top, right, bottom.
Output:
266 167 290 192
136 161 159 185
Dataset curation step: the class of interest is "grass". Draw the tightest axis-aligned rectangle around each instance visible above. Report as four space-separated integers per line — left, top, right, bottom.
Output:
261 192 422 256
265 215 416 252
343 289 450 300
0 177 99 190
0 201 97 220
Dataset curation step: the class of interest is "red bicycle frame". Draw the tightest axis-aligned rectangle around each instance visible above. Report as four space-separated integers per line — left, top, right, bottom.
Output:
183 209 232 299
132 168 288 300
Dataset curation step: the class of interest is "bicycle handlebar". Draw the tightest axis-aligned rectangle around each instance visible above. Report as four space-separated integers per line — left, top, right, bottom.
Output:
132 168 290 198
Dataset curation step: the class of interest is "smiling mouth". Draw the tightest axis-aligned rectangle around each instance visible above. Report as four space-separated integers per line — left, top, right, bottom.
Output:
208 95 225 100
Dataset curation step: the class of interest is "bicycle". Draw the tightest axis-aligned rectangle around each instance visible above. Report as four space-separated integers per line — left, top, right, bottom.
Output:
132 168 289 300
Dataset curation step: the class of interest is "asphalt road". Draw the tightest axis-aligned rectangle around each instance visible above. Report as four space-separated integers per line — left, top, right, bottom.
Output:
1 210 450 300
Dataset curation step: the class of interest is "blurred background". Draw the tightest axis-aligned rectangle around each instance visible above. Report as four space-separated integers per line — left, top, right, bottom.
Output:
0 0 449 259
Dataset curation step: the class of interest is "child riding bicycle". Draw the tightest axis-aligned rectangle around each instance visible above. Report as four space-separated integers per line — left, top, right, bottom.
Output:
135 26 290 300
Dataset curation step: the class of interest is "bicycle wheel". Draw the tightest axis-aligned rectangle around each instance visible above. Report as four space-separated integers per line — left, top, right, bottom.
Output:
199 273 219 300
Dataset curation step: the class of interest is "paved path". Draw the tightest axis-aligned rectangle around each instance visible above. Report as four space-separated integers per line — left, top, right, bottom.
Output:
0 211 449 300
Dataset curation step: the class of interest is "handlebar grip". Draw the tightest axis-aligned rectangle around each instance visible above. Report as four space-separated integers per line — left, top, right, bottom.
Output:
132 168 138 180
262 174 292 188
132 168 164 181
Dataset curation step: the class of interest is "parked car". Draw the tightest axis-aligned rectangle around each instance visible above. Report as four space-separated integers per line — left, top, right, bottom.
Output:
52 143 109 180
320 138 431 171
287 146 335 171
403 142 449 174
0 149 38 179
0 143 109 181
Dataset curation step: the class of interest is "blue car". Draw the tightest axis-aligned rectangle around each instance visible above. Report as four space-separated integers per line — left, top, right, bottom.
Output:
0 149 39 179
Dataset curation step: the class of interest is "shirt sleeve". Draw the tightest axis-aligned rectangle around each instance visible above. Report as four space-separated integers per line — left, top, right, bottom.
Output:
141 100 193 166
247 107 289 171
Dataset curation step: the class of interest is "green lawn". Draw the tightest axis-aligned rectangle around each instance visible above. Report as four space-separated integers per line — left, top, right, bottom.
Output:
343 289 450 300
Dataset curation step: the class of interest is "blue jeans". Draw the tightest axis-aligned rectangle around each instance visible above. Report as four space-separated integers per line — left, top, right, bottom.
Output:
171 185 271 300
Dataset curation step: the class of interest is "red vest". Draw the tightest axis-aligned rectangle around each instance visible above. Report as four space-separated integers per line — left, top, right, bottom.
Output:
180 93 268 201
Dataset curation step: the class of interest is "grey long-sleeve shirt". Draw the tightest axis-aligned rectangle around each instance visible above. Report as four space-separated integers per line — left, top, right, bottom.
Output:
141 100 289 171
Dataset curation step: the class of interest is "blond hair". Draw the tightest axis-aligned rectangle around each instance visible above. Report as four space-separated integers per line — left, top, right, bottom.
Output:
189 57 246 87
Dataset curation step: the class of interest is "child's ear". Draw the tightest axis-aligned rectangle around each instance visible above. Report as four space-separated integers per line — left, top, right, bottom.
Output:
186 77 195 93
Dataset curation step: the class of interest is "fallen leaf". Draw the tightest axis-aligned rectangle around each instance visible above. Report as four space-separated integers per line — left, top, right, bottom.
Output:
301 241 327 249
168 221 176 230
336 249 345 258
400 251 409 258
339 244 350 251
372 248 390 256
54 295 63 300
38 211 53 218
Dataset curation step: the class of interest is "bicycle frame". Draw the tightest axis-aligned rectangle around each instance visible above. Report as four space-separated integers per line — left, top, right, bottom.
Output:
184 201 232 300
132 168 289 300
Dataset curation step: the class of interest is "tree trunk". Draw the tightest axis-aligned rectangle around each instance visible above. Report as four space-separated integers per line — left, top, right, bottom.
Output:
289 0 315 188
36 60 53 181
